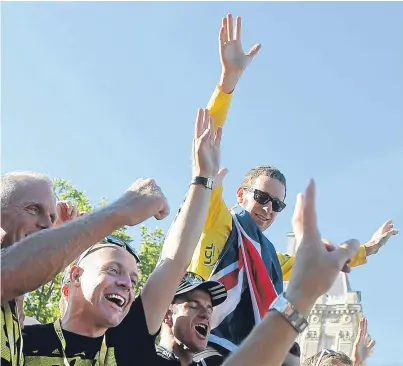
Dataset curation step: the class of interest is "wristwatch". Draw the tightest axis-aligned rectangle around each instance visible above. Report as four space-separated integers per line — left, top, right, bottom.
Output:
269 293 308 333
191 176 213 190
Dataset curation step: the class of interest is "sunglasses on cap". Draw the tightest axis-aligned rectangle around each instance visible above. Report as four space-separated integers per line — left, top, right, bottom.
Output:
243 187 286 213
315 349 336 366
99 235 140 263
62 235 140 285
182 272 205 284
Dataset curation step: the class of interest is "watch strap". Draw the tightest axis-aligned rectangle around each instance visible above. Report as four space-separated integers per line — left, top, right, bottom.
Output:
191 176 213 190
269 293 308 333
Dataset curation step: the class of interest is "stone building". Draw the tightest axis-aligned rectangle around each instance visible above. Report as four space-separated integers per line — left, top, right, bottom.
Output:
284 232 364 363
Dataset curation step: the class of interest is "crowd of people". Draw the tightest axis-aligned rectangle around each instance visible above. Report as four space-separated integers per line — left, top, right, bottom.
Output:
1 14 398 366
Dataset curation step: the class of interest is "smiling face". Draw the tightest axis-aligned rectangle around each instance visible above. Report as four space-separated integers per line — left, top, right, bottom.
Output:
69 246 139 329
167 289 213 352
1 178 57 247
237 175 286 231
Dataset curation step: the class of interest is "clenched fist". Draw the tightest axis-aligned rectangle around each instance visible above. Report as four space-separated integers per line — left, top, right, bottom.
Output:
112 178 170 226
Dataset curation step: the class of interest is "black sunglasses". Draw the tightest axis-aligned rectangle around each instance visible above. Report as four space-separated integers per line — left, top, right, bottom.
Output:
62 235 140 285
243 187 286 213
100 235 140 264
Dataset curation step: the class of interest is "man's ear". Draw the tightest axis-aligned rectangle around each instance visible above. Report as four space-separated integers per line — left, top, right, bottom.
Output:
69 265 83 287
163 307 174 328
62 283 69 298
236 186 245 204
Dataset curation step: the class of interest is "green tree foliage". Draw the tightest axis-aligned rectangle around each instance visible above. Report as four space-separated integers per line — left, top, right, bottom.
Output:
24 179 164 324
136 226 165 296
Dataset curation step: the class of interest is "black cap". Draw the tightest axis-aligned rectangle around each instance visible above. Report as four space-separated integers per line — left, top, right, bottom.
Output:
175 272 227 307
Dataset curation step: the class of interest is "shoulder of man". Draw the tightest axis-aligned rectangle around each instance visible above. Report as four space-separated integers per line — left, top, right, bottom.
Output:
193 346 223 363
22 322 54 342
22 322 56 354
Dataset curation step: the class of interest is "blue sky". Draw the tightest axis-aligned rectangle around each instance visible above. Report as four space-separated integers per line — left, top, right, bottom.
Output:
2 2 402 364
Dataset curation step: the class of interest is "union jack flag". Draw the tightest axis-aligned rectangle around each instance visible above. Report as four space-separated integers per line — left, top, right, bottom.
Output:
208 206 283 352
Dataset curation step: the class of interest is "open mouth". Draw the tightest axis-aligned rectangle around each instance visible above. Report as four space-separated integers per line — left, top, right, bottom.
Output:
194 324 208 338
104 294 126 308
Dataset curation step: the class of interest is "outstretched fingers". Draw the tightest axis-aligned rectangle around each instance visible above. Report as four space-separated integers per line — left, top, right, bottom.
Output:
198 109 212 142
226 14 234 42
219 25 226 51
235 16 241 41
214 127 222 147
195 108 204 138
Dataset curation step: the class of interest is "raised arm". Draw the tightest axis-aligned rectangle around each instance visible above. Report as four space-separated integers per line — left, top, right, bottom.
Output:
223 181 360 366
141 109 222 335
208 14 261 130
1 180 169 303
280 219 398 281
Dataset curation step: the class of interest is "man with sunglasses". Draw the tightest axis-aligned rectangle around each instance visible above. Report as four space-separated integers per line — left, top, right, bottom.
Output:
156 272 228 365
22 107 223 365
188 13 398 359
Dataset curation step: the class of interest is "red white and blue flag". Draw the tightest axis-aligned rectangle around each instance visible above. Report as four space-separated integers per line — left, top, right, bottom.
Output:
208 207 283 352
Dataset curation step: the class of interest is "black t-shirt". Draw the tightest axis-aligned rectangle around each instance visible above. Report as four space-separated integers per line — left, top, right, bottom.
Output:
155 345 223 366
1 300 24 366
23 296 157 365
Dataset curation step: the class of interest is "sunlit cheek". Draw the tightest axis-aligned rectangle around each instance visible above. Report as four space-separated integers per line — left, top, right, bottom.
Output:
82 275 108 303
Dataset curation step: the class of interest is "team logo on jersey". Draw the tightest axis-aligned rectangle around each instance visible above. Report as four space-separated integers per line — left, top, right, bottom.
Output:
204 243 216 266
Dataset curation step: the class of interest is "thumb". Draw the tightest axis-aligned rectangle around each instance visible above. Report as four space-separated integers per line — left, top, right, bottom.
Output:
336 239 360 268
247 44 261 58
292 193 304 242
213 168 229 188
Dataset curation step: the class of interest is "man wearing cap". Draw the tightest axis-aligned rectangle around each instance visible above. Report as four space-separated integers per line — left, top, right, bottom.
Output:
21 107 223 365
156 272 227 366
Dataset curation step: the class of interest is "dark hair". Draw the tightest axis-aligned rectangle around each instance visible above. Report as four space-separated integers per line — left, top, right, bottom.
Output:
241 165 286 198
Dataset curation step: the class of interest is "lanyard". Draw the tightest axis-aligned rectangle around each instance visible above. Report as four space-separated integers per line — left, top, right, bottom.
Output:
53 319 107 366
4 302 23 366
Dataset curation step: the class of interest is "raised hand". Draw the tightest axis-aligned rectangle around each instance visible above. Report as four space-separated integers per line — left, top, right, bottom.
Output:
352 317 375 365
55 201 79 226
112 178 169 226
219 14 261 77
286 181 360 315
365 219 398 255
192 109 222 178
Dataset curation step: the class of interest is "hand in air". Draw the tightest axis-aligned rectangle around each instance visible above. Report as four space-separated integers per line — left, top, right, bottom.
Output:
56 201 79 226
352 317 375 365
219 14 261 76
192 109 222 179
365 219 398 255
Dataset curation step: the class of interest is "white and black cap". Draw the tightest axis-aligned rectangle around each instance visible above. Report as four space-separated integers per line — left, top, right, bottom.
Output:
175 272 227 307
